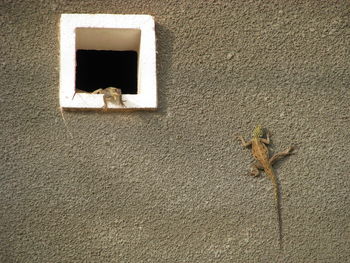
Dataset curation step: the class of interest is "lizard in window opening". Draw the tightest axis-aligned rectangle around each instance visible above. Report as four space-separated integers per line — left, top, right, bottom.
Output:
237 125 294 250
92 87 125 109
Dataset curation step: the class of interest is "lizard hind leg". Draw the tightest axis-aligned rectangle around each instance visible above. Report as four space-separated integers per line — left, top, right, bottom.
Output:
250 162 263 177
269 146 294 165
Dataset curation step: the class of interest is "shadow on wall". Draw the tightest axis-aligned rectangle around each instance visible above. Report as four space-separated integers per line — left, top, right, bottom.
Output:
155 23 174 114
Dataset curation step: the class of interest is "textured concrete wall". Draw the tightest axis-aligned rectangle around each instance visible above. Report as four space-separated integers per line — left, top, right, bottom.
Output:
1 1 350 262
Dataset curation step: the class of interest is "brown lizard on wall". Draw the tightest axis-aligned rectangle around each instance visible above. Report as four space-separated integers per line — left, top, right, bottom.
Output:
237 125 294 249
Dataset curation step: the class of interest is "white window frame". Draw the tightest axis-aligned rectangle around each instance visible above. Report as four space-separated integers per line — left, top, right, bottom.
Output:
59 14 157 110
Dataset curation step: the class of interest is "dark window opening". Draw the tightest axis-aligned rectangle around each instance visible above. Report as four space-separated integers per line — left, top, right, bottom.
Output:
75 50 138 94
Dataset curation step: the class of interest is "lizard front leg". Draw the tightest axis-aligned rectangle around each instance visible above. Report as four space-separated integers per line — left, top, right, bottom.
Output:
269 146 294 165
102 95 109 111
260 131 271 145
237 136 252 147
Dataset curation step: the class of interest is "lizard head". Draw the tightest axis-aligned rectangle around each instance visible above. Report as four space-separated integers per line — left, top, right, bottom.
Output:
105 87 122 96
252 125 264 138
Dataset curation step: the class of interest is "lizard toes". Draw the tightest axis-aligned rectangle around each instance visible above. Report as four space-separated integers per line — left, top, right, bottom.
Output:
287 146 297 155
289 146 296 152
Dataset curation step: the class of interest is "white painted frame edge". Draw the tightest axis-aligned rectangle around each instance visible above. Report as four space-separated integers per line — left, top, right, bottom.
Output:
59 14 157 110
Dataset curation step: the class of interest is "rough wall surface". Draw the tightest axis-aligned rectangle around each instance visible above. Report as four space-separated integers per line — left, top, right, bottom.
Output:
1 0 349 262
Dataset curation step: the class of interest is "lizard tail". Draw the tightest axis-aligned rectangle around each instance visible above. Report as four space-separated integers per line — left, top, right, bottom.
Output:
266 166 283 250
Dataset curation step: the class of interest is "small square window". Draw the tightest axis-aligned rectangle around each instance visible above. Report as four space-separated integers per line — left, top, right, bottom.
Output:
60 14 157 110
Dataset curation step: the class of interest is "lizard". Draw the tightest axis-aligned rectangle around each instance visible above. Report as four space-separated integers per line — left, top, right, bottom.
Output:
237 125 294 250
92 87 125 110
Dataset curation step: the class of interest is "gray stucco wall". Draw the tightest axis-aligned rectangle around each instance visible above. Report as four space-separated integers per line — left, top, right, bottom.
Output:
1 1 350 262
